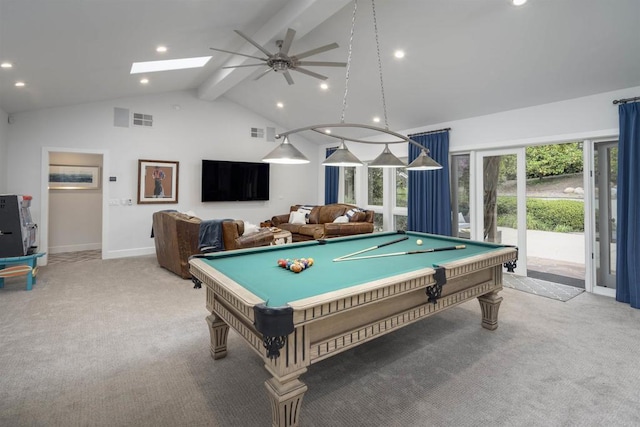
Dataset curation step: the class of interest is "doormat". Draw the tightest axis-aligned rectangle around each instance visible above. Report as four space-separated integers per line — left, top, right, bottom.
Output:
503 273 584 302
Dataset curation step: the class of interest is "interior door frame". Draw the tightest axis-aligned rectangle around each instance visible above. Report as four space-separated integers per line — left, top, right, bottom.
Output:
40 147 109 265
473 147 527 276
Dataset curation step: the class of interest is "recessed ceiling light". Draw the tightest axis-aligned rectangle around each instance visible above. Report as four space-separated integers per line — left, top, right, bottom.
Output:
512 0 527 5
276 102 284 108
140 78 149 84
15 81 25 87
324 129 331 134
394 50 405 59
1 62 13 69
156 46 168 53
373 117 381 123
130 56 211 74
320 83 329 90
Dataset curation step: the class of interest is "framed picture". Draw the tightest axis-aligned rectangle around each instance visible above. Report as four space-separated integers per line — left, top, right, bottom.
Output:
49 165 101 190
137 159 179 204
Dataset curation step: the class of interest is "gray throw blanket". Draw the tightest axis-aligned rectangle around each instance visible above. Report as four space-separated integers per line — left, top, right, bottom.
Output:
198 219 232 252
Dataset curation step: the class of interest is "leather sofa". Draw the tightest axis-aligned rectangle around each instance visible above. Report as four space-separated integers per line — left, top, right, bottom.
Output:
271 204 374 242
152 211 274 279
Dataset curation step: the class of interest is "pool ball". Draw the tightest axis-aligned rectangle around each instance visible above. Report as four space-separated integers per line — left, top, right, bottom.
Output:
416 239 423 246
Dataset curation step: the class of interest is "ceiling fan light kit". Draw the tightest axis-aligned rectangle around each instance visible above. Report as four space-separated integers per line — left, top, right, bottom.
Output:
210 28 346 85
261 0 442 171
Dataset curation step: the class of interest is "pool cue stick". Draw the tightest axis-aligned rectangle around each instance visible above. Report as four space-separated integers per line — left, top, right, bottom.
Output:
333 245 466 262
333 236 409 261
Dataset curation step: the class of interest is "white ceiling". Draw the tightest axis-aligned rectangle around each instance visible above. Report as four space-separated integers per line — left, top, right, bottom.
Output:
1 0 639 142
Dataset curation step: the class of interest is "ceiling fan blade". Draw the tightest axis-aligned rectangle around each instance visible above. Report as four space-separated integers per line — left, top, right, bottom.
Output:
283 71 294 85
254 68 273 81
222 64 268 69
293 42 339 60
234 29 274 57
293 67 327 80
279 28 296 55
297 61 347 67
209 47 266 61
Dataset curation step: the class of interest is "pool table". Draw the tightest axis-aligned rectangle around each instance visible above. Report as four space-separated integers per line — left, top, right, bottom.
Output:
189 231 517 427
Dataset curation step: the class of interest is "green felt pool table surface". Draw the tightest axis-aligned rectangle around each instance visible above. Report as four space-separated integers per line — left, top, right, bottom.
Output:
195 231 510 307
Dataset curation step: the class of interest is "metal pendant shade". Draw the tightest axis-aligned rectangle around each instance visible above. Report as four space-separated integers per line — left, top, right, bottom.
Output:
262 137 310 164
406 148 442 170
368 144 406 168
322 140 363 166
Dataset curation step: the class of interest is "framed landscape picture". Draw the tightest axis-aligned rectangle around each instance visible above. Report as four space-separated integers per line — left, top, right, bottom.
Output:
49 165 101 190
137 159 179 204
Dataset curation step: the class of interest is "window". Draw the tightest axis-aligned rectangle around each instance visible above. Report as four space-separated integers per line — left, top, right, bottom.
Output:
373 213 384 232
368 168 383 206
395 168 408 208
394 215 407 231
344 167 356 205
451 154 471 238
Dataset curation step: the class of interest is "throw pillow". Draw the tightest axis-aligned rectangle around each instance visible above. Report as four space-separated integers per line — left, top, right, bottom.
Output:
243 221 259 235
289 211 306 225
345 208 365 222
333 215 349 223
297 205 315 223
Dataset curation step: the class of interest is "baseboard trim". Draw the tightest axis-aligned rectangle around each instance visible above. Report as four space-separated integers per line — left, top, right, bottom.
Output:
104 247 155 259
49 243 102 254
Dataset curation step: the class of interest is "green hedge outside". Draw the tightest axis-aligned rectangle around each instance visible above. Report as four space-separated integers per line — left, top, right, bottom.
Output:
496 196 584 232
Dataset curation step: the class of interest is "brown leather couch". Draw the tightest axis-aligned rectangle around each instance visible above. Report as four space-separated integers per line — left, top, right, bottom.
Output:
152 211 274 279
271 204 374 242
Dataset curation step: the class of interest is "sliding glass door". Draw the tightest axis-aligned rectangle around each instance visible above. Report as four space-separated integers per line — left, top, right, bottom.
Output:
475 148 527 276
594 141 618 290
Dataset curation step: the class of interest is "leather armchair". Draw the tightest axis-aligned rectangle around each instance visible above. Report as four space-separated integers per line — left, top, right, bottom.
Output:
152 212 274 279
222 220 274 251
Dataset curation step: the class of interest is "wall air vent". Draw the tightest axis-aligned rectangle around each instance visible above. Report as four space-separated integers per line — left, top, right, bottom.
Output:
133 113 153 127
251 127 264 138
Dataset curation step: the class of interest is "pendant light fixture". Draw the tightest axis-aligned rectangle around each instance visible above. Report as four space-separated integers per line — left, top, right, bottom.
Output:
264 0 442 171
261 137 309 164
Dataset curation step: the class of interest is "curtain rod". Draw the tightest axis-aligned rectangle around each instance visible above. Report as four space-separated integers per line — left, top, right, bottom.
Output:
613 96 640 105
408 127 451 138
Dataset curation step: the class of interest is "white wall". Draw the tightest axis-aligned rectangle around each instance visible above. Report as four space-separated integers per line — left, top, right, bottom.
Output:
0 108 7 193
319 86 639 162
313 86 638 218
6 90 319 258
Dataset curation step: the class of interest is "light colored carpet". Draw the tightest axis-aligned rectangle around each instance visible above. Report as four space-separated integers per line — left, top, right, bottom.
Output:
1 255 639 426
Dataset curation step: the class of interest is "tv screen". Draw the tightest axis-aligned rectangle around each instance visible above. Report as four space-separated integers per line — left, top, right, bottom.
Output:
201 160 270 202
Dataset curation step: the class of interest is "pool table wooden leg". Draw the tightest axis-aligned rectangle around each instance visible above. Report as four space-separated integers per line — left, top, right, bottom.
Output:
478 290 503 330
265 372 308 427
205 314 229 360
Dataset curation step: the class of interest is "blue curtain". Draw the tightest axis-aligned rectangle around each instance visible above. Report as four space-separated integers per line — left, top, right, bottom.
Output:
324 147 339 204
616 101 640 308
407 131 451 235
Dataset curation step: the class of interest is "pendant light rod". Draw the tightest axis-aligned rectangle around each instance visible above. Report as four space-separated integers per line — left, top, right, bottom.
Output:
267 0 442 171
276 123 426 150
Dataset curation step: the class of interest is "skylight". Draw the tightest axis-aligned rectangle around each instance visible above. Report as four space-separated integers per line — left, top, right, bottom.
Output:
130 56 211 74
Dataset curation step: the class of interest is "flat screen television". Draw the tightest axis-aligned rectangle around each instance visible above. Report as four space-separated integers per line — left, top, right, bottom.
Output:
201 160 270 202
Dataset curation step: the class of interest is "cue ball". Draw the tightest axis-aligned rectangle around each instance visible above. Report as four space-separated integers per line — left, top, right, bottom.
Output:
416 239 423 246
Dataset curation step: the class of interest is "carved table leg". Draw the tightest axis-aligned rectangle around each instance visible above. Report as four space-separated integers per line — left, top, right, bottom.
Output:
205 314 230 360
478 290 503 331
265 374 308 427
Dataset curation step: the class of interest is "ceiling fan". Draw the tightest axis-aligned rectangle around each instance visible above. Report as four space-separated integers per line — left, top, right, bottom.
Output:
210 28 346 85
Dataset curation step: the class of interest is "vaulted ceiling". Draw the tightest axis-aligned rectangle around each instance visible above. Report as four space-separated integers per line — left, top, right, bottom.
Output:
1 0 639 141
